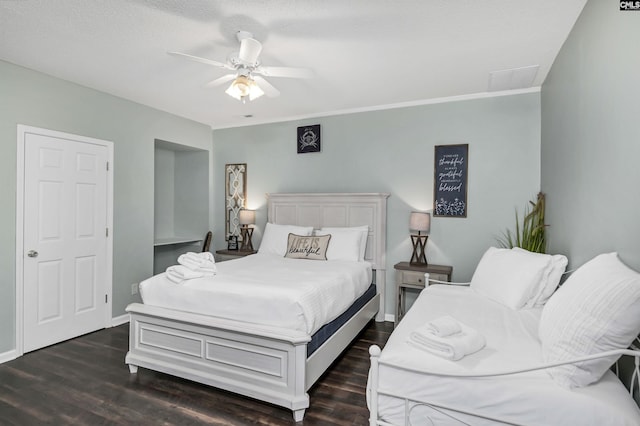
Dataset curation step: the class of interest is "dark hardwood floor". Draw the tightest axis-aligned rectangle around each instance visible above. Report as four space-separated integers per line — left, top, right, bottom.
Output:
0 320 393 425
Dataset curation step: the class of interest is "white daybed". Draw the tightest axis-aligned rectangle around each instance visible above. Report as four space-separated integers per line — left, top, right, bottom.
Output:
126 192 389 422
368 250 640 426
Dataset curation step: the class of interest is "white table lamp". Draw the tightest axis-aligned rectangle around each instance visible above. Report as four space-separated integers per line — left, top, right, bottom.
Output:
409 211 430 265
239 209 256 252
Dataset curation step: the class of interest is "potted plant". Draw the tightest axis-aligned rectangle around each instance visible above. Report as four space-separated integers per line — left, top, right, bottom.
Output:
497 192 547 254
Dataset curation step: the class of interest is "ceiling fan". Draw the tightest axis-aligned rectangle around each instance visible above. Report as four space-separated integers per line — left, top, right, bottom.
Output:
169 31 313 103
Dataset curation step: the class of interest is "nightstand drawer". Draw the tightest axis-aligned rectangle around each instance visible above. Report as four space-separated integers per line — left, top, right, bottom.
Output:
400 270 427 286
400 271 449 286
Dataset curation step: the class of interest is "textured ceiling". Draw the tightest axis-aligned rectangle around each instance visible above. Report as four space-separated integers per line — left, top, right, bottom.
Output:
0 0 586 129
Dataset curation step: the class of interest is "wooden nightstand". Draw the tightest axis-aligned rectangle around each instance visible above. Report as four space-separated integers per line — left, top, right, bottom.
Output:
215 249 257 262
395 262 453 323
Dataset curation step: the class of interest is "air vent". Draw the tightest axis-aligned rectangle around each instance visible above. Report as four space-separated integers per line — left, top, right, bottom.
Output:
488 65 539 91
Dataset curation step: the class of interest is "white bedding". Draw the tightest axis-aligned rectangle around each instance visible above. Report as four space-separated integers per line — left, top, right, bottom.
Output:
372 285 640 425
140 253 372 335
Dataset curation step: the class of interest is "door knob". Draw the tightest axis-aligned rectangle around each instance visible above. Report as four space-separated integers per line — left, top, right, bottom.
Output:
27 250 38 258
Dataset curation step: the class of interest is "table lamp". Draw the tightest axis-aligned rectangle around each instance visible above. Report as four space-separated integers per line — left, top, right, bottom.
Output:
409 211 430 265
239 209 256 252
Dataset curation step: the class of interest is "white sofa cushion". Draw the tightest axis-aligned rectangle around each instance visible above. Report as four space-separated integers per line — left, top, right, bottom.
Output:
470 247 552 309
539 252 640 388
510 247 568 307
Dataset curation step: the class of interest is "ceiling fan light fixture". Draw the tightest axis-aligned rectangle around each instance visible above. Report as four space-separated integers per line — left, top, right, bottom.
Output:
225 75 250 100
248 80 264 101
225 75 264 102
172 30 310 103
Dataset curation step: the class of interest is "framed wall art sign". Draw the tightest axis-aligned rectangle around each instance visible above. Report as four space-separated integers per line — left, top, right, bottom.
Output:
433 144 468 217
297 124 321 153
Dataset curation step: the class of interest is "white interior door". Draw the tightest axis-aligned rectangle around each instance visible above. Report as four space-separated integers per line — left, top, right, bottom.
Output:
22 132 109 353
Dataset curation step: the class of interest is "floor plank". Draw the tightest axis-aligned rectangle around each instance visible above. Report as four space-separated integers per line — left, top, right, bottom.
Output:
0 320 393 425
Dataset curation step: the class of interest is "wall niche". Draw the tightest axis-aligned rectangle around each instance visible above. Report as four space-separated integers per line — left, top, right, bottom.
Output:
153 139 209 274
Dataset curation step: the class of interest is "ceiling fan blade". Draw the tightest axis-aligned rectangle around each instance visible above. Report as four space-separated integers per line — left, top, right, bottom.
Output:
253 76 280 98
168 51 233 70
255 65 314 79
238 38 262 65
204 74 237 88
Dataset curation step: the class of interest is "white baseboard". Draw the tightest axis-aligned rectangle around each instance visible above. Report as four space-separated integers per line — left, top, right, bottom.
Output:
111 313 130 327
385 313 396 323
0 349 19 365
2 316 128 365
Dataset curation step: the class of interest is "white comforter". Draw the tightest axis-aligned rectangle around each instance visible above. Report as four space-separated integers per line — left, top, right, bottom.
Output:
140 253 372 335
372 284 640 425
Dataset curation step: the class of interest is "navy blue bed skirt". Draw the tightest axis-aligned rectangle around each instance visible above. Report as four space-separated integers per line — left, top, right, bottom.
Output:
307 283 377 356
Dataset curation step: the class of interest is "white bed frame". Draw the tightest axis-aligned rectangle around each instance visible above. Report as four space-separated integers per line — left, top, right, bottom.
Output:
368 346 640 426
126 192 389 422
367 278 640 425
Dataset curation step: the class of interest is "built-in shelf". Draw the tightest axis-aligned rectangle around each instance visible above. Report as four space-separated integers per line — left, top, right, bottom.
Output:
153 237 203 247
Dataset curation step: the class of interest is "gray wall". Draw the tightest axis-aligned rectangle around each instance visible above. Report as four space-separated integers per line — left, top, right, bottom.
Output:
541 0 640 271
213 93 542 315
0 60 212 354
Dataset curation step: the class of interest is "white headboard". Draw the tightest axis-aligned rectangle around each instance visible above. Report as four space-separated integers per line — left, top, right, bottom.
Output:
267 192 390 321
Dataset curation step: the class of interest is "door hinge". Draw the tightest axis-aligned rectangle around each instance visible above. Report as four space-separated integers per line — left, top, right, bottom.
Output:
106 161 109 171
105 294 108 303
106 227 109 237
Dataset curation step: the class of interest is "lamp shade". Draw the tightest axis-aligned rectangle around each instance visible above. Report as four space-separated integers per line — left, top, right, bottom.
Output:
409 211 431 233
225 75 264 101
239 209 255 225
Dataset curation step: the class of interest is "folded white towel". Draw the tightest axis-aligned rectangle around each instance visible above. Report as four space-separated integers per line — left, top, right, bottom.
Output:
165 265 215 284
184 251 214 263
408 320 486 361
178 252 217 274
179 257 217 273
425 315 462 337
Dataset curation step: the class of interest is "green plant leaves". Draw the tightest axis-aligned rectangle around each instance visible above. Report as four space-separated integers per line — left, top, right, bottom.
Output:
497 192 547 254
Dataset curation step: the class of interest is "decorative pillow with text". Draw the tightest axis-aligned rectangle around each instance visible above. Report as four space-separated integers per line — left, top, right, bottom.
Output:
285 233 331 260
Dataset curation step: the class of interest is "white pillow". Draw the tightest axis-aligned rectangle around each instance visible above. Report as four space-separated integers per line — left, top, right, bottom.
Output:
534 254 569 306
314 230 361 262
470 247 552 309
258 223 314 256
320 226 368 261
539 252 640 388
511 247 568 307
